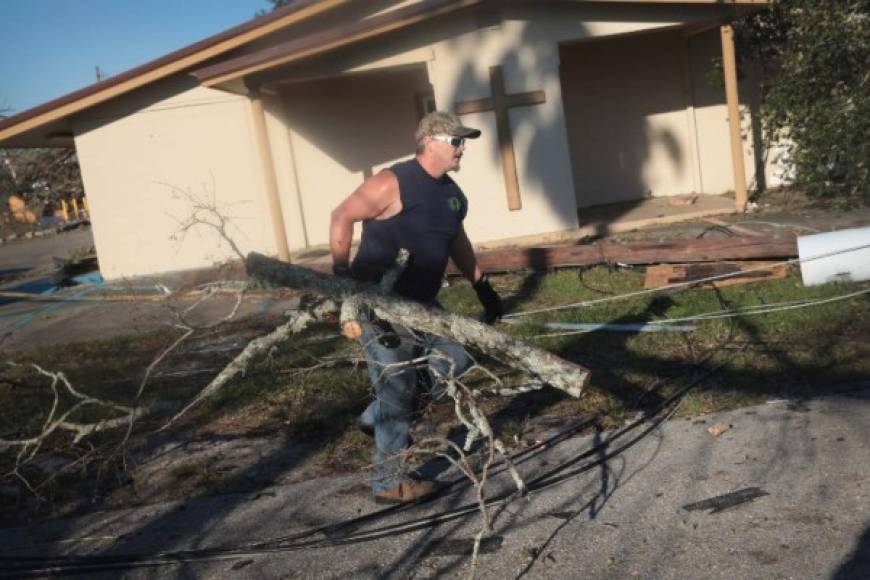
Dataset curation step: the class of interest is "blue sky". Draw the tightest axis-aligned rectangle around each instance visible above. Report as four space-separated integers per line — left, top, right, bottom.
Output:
1 0 270 115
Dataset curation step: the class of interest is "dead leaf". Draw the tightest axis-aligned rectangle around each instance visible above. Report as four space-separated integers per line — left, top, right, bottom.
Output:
542 553 556 566
666 194 698 206
707 423 732 437
231 559 254 570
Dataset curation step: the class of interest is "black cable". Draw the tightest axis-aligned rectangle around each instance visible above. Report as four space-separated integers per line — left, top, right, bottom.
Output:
7 252 867 575
0 412 605 577
0 361 721 578
1 311 743 578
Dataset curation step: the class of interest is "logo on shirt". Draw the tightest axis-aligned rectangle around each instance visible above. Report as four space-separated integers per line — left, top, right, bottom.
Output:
447 196 462 213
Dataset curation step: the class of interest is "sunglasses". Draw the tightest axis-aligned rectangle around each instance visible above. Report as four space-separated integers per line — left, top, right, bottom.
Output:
431 134 466 148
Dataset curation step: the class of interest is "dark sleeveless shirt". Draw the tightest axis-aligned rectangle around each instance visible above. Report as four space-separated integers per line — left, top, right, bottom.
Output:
351 158 468 303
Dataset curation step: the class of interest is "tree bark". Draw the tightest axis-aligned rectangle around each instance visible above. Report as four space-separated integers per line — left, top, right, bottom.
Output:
246 252 590 397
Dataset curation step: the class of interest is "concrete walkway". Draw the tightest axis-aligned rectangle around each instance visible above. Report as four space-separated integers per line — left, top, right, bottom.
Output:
0 225 308 351
2 387 867 579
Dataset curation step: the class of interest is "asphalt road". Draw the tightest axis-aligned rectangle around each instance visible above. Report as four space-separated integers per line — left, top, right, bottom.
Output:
1 387 868 579
1 218 869 578
0 225 301 351
0 226 94 281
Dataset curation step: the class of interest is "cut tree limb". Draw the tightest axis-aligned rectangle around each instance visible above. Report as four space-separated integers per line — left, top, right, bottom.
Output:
245 252 590 398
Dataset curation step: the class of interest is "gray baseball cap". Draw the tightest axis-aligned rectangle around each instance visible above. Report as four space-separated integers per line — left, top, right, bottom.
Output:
415 111 481 142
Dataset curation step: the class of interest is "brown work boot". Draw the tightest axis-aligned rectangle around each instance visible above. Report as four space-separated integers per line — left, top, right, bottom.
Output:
373 479 438 504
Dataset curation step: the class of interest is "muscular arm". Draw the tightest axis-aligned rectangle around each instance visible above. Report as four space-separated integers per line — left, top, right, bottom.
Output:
450 225 483 284
329 170 400 267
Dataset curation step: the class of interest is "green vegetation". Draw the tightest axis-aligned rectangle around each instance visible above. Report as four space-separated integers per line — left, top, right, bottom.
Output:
443 266 870 419
2 268 868 510
4 268 868 440
0 148 84 209
736 0 870 204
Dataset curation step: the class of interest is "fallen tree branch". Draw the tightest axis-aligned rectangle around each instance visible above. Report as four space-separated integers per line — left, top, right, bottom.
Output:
160 298 338 428
135 285 247 402
0 364 148 455
245 252 590 397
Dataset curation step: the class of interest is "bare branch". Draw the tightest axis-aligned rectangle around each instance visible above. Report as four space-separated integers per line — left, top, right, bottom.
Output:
160 299 338 428
163 181 249 261
136 326 194 399
245 252 590 397
0 363 147 455
136 285 246 401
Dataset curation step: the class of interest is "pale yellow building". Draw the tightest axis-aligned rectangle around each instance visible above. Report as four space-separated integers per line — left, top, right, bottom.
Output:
0 0 778 280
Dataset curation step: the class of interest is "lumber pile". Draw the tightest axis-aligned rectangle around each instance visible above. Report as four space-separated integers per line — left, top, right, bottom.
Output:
450 236 797 275
643 261 789 289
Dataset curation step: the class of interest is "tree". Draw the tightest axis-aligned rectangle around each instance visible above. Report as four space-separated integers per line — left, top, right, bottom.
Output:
0 97 85 215
256 0 295 16
736 0 870 204
0 147 84 211
265 0 294 9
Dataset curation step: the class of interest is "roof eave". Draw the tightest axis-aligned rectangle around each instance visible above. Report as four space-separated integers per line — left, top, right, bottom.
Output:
0 0 349 147
194 0 481 88
195 0 768 89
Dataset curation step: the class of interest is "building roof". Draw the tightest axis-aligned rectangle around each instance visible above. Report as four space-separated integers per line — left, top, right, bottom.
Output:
0 0 349 147
193 0 479 88
0 0 768 148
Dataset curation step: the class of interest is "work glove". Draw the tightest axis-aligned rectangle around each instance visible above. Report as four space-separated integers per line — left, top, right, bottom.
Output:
332 263 355 279
473 273 503 324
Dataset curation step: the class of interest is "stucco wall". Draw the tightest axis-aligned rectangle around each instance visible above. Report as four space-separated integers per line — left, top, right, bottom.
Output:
428 15 580 243
280 66 431 247
272 5 695 248
424 3 746 241
560 29 696 207
70 1 778 280
263 92 309 250
688 29 753 194
73 75 275 280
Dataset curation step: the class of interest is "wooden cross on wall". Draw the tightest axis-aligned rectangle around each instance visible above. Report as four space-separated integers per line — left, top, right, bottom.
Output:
454 65 546 211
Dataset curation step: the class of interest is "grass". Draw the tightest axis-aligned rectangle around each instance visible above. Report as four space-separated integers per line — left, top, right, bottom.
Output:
1 267 868 513
3 268 868 438
440 266 870 423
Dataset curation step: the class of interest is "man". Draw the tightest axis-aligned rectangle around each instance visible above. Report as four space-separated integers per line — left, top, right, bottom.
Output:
329 111 502 504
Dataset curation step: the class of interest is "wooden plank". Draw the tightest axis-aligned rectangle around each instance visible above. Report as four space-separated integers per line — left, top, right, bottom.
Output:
249 89 292 262
447 236 797 274
490 66 523 211
704 217 764 237
720 23 749 210
505 90 546 109
454 65 547 211
455 98 494 115
644 261 789 289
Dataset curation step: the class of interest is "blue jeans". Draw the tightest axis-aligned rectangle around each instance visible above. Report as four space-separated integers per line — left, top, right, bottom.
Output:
357 319 471 492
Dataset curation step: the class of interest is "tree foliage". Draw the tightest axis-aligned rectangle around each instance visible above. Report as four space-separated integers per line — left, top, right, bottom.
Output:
0 147 84 208
257 0 295 16
736 0 870 204
265 0 294 9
